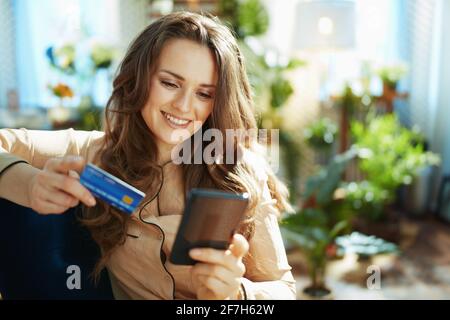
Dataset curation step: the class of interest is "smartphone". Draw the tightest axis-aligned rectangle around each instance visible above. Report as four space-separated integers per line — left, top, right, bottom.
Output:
170 188 249 265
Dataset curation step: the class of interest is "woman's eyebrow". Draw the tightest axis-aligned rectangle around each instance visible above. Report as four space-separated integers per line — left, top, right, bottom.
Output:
159 69 216 88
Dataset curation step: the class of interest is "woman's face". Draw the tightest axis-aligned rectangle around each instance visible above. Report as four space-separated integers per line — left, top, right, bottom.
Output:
141 38 218 155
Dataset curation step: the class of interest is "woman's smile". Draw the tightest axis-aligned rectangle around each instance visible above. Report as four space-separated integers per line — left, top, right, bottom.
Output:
161 111 192 129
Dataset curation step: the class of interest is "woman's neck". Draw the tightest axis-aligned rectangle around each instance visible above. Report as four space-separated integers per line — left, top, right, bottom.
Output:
156 142 176 166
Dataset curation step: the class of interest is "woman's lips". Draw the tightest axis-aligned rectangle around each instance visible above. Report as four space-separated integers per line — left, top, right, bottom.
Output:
161 111 192 129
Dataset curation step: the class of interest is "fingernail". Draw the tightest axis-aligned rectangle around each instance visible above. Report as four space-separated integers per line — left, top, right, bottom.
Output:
190 249 201 256
89 197 96 206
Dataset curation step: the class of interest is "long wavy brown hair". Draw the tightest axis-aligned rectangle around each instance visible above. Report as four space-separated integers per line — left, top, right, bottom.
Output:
81 12 292 280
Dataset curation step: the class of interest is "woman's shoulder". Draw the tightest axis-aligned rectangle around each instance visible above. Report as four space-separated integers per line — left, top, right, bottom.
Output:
87 130 105 142
69 129 104 148
76 129 105 162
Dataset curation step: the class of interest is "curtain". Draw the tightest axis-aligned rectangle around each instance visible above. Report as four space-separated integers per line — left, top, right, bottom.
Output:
13 0 122 109
401 0 437 135
429 0 450 176
14 0 76 108
401 0 450 203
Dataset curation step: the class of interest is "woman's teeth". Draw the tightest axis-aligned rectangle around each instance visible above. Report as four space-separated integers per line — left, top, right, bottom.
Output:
163 112 190 126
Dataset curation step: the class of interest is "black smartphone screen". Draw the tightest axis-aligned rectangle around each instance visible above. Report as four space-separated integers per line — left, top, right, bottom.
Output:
169 188 249 265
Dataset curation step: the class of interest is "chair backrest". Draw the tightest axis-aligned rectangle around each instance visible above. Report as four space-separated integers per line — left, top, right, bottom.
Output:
0 198 114 299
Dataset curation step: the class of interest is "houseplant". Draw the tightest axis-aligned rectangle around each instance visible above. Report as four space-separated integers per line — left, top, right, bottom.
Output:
45 40 117 130
46 43 77 75
219 0 269 39
334 232 399 285
304 118 338 166
335 231 399 261
304 118 338 150
376 63 408 90
281 148 362 298
47 82 76 129
351 113 441 221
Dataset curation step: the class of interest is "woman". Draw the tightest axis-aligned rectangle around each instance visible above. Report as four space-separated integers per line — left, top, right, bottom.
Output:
0 12 296 300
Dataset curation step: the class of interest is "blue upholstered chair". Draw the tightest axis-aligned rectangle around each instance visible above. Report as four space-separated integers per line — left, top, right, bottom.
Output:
0 198 114 299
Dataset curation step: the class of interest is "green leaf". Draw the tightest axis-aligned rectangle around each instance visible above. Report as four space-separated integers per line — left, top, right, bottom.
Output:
329 220 348 239
281 227 316 251
237 0 270 38
286 58 306 70
270 77 294 109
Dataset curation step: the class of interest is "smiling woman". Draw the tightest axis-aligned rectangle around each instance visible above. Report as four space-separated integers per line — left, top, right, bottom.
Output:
142 38 217 151
0 12 296 300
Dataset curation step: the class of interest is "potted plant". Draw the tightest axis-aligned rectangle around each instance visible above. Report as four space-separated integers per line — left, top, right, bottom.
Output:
351 114 440 219
46 43 77 75
350 114 440 240
281 148 361 298
304 118 338 165
335 231 399 261
47 82 77 129
282 208 347 299
333 232 399 285
376 63 408 91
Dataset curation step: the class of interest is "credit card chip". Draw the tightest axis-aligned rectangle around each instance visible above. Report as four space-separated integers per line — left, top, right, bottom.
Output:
122 195 134 205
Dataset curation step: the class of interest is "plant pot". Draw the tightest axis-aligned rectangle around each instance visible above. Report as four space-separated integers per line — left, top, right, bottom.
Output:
383 81 398 92
302 257 334 299
300 286 334 300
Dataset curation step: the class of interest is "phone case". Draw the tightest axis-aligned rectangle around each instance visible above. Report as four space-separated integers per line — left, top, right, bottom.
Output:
169 188 249 265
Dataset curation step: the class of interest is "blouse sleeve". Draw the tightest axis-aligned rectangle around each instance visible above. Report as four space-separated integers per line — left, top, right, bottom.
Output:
0 128 103 174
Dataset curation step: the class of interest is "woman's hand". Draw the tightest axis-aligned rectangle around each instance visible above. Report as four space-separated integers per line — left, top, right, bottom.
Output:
28 156 96 214
190 233 249 300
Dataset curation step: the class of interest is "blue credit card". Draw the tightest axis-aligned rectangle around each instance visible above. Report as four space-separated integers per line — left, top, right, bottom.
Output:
79 163 146 214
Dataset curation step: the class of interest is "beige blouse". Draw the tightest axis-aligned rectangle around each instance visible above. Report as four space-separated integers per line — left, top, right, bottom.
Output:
0 128 296 300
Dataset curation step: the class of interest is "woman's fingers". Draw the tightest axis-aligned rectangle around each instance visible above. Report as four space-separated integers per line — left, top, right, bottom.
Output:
192 263 241 290
189 234 249 265
29 156 96 214
189 247 246 276
68 170 80 179
187 237 248 300
41 184 79 208
191 259 241 300
34 198 72 214
190 248 235 271
229 234 249 259
45 171 95 206
30 183 78 214
196 275 229 298
45 156 86 175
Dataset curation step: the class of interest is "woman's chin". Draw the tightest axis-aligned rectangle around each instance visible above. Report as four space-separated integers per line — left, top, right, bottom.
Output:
158 134 191 148
163 128 193 144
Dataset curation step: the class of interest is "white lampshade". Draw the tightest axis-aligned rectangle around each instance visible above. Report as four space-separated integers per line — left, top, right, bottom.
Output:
293 0 356 50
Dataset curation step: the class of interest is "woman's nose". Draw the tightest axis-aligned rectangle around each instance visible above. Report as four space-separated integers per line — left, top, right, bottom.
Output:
172 90 192 113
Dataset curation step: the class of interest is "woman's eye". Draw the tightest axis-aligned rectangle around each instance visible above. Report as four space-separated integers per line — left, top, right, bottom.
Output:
161 80 178 89
197 92 213 100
